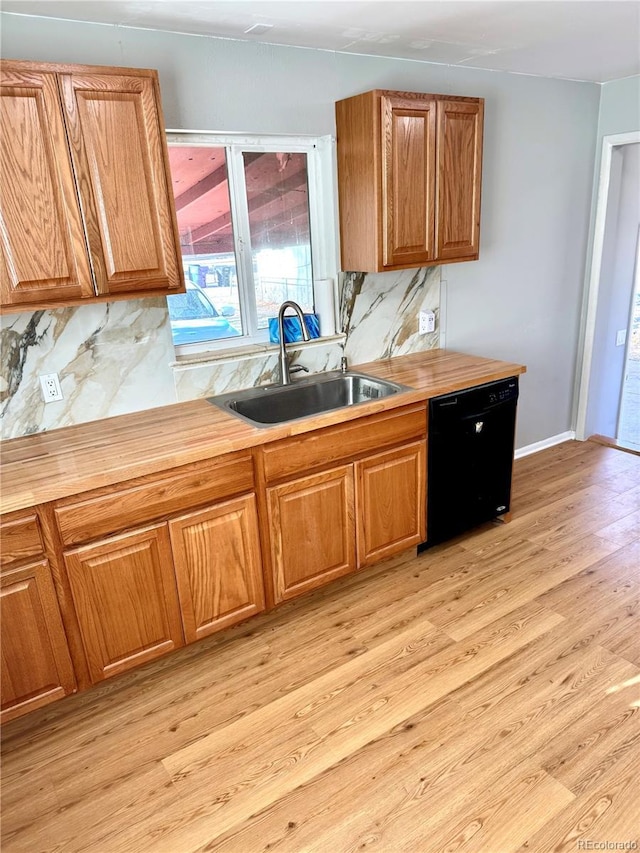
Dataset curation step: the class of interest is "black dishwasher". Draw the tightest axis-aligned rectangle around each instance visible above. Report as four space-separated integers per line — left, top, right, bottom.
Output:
420 376 519 548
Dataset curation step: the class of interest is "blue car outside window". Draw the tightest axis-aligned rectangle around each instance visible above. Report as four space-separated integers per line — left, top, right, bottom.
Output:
168 284 242 345
169 290 218 320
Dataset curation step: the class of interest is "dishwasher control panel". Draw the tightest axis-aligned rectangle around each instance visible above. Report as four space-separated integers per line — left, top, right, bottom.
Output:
488 378 519 405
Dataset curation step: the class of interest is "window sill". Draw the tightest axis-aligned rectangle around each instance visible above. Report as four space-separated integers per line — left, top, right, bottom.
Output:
170 333 346 369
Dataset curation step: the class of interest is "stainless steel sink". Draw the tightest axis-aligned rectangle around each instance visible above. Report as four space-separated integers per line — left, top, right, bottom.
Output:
207 371 411 427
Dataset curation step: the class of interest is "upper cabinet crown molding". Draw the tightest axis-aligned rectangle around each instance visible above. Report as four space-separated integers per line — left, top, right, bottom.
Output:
0 59 184 314
335 89 484 273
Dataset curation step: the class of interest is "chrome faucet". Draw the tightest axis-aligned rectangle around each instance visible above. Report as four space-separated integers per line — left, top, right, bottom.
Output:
277 300 310 385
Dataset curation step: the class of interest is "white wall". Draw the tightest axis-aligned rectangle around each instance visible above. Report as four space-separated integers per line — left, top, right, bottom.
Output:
585 143 640 437
598 76 640 138
0 12 602 447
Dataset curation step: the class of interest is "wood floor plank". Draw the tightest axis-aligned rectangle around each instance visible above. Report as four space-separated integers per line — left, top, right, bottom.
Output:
0 770 60 841
596 509 640 547
296 760 564 853
66 697 470 853
563 600 640 668
2 763 177 853
602 624 640 667
200 697 470 853
151 605 562 852
396 764 575 853
536 545 640 668
534 540 640 615
531 452 640 499
516 743 640 852
426 535 619 640
539 683 640 796
207 645 636 853
1 625 423 808
207 757 569 853
208 641 638 853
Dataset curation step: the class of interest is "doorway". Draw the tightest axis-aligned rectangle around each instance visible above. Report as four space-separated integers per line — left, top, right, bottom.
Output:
576 133 640 450
617 231 640 449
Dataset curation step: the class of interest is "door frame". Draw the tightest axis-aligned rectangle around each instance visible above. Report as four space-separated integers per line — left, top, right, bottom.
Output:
616 224 640 440
575 131 640 440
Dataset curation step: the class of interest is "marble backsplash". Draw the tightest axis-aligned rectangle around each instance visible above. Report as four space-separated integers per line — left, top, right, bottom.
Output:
1 266 440 439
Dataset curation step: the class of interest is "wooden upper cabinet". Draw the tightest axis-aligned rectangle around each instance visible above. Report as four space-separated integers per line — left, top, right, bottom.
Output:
335 89 484 272
58 70 181 297
0 60 183 313
382 94 436 268
0 67 95 308
436 100 483 261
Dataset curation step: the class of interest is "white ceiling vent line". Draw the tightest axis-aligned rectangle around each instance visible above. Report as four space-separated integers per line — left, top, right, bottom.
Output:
244 23 274 36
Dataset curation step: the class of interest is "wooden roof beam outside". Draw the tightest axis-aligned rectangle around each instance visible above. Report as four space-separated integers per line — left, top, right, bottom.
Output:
174 152 267 212
174 162 228 212
187 170 308 246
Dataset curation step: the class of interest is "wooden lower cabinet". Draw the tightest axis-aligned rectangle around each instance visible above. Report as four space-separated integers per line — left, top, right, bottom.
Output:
1 410 427 721
1 558 76 722
267 465 356 604
356 441 427 566
262 406 428 605
64 524 184 684
266 443 426 606
169 495 265 643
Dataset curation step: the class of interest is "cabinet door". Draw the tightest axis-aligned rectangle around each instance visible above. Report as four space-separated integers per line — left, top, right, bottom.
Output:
267 466 356 604
169 496 265 644
435 99 484 261
1 559 76 723
0 65 94 308
64 525 184 684
381 93 436 268
58 70 182 297
356 441 426 567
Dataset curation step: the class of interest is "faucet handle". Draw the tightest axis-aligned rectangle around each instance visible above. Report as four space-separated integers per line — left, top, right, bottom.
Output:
289 364 309 376
340 356 348 373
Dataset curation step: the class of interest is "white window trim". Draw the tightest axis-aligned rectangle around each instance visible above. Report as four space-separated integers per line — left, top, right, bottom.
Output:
166 130 338 359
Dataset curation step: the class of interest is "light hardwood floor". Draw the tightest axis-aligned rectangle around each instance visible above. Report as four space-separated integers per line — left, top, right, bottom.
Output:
1 440 639 853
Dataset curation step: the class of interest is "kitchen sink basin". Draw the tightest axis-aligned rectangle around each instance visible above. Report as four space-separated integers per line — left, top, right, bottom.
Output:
208 371 411 427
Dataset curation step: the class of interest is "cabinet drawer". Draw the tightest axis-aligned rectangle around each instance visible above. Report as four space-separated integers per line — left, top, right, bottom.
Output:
55 453 254 545
261 404 427 483
0 512 44 567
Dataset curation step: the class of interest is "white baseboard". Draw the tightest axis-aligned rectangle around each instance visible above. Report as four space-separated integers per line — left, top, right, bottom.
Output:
514 430 577 459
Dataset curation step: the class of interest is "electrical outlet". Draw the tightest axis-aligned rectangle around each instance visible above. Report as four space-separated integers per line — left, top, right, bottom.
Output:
615 329 627 347
39 373 63 403
419 310 436 334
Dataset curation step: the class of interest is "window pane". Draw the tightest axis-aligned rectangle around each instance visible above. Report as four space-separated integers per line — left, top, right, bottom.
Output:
243 152 314 329
167 145 243 345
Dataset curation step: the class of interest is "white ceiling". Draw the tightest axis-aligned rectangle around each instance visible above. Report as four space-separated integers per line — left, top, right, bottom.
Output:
3 0 640 83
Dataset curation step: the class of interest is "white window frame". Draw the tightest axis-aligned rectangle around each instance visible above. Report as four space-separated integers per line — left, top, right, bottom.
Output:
166 130 337 357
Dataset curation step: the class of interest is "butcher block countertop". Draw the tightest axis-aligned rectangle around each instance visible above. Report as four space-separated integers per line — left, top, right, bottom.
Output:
1 350 526 513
